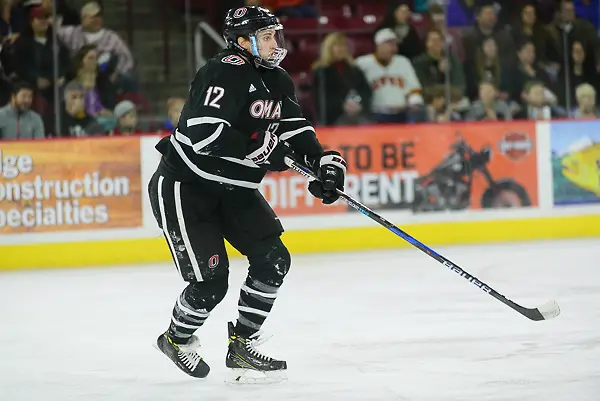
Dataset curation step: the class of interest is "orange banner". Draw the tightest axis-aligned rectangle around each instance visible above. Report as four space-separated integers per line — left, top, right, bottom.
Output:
0 137 142 233
261 121 538 216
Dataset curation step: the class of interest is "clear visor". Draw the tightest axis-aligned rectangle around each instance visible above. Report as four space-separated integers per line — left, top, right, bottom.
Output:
250 24 287 68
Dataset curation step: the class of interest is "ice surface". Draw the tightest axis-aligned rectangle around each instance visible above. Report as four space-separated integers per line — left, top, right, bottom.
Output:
1 238 599 401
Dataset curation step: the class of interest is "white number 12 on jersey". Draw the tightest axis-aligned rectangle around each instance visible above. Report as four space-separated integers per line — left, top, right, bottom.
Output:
203 86 225 109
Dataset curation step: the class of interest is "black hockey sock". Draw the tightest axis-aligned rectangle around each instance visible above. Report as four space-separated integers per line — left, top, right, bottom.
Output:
168 292 210 344
235 276 279 336
167 278 229 343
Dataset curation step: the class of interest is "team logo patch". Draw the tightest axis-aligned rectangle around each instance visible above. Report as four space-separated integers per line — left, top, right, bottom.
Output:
209 255 219 268
233 7 247 18
221 55 245 65
499 132 533 161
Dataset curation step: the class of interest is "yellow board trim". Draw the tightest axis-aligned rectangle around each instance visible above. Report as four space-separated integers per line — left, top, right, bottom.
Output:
1 214 599 271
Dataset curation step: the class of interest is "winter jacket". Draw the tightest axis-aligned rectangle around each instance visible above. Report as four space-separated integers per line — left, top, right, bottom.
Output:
312 60 372 125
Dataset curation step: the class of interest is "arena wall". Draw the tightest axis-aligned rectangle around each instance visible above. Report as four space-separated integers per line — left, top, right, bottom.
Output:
1 120 599 270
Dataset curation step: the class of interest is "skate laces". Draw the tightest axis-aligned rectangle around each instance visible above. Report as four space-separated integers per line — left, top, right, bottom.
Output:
179 350 202 370
245 330 274 361
175 335 203 370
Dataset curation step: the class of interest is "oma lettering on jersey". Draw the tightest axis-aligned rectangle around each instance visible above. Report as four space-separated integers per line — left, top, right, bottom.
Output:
250 100 282 120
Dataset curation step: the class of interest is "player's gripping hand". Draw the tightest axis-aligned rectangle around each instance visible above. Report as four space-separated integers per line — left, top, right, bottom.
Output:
307 151 347 204
246 129 292 172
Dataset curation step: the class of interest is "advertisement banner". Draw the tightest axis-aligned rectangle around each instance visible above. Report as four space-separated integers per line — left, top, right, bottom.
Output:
0 137 142 233
261 122 538 216
551 121 600 206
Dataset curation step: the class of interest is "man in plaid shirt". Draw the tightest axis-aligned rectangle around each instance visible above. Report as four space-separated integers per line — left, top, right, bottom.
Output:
58 1 138 92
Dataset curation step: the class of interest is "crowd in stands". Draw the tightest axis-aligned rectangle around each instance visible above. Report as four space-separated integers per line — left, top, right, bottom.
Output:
1 0 600 140
299 0 600 126
0 0 169 139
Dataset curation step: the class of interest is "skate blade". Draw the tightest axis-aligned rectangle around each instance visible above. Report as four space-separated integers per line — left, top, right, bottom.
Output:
225 368 287 385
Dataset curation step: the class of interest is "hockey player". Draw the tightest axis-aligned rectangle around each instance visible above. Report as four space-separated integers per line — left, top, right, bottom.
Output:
147 6 347 382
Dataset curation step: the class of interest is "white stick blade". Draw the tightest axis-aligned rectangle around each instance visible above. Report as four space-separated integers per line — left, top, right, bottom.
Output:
537 300 560 320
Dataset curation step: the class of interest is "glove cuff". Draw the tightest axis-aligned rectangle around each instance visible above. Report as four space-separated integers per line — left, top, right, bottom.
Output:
319 152 347 174
305 151 347 174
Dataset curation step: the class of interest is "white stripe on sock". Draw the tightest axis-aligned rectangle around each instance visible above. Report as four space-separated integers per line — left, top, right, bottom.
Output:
241 284 277 299
177 296 210 318
238 305 270 317
171 316 202 330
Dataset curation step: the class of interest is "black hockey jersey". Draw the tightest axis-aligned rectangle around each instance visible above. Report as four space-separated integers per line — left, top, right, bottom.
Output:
156 48 322 189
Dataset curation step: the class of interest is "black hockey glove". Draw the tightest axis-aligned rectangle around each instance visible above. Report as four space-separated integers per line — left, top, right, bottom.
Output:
246 129 292 172
307 151 347 205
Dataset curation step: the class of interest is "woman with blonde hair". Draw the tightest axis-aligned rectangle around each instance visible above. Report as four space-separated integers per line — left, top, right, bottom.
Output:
312 32 371 126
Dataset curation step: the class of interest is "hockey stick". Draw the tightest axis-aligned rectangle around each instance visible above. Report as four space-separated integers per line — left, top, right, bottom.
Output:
284 156 560 321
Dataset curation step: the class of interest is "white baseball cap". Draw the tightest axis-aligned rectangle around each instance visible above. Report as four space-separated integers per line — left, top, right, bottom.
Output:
374 28 398 45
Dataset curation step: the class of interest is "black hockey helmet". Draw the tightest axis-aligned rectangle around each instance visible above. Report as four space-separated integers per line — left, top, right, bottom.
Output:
223 6 287 69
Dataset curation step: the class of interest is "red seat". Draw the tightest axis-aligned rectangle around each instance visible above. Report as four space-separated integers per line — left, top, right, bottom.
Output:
318 4 352 18
290 71 313 91
117 92 151 115
296 38 320 55
281 51 315 73
348 34 374 58
281 17 320 34
170 0 216 14
336 16 382 33
356 3 387 17
282 16 342 34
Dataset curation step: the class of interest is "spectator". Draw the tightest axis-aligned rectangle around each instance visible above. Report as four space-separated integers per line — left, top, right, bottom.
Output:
1 0 27 42
376 0 423 60
58 1 137 92
40 0 80 27
108 100 142 135
511 3 549 65
68 44 116 117
312 32 372 126
11 6 70 102
162 97 184 133
514 81 563 120
0 48 9 104
545 0 600 77
424 84 463 123
508 40 553 102
494 0 527 28
573 83 599 118
461 2 515 67
1 0 10 39
426 4 464 61
54 80 98 137
465 81 512 121
0 81 45 139
465 37 509 101
412 28 466 97
557 40 599 109
355 28 424 124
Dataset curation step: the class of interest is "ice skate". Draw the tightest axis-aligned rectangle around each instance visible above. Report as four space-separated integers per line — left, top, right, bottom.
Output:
225 322 287 384
156 332 210 378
